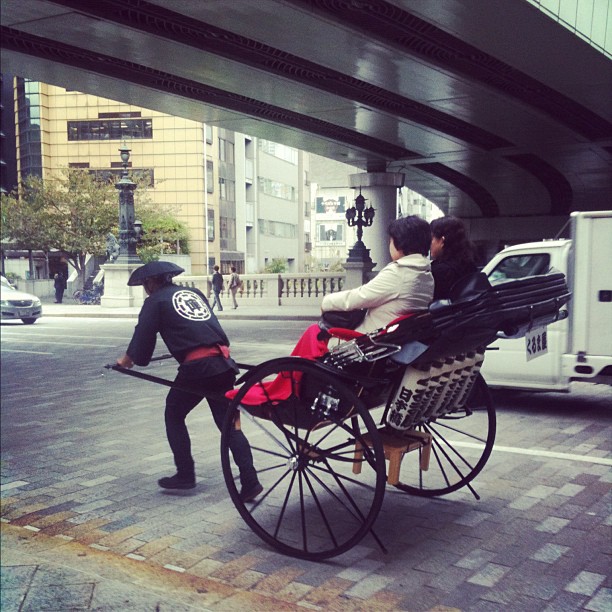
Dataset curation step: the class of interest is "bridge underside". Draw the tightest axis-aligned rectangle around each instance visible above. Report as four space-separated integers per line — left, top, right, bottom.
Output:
2 0 611 230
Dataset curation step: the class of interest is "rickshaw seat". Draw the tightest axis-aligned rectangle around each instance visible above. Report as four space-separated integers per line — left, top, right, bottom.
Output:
226 323 329 405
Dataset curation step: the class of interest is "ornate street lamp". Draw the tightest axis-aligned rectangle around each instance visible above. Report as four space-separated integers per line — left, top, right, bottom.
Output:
345 190 375 262
115 142 141 264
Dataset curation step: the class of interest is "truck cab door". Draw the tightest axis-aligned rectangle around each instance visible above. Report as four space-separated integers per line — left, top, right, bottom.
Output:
481 250 569 391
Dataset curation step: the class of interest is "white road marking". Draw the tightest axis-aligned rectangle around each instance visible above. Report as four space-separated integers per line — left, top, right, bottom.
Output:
0 349 54 355
455 441 612 465
0 339 117 348
1 332 128 340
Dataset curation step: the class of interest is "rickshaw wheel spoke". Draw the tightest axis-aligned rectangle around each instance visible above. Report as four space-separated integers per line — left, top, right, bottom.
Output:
221 357 387 561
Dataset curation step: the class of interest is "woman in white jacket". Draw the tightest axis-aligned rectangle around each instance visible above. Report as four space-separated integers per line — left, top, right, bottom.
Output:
321 216 434 333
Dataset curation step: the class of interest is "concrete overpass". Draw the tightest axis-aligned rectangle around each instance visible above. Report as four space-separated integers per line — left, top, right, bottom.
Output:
2 0 611 256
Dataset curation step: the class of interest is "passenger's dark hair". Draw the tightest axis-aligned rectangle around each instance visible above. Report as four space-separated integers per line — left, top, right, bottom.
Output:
430 216 475 265
388 215 431 256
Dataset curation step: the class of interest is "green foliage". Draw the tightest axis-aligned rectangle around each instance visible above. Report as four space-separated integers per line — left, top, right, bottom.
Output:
264 258 287 273
137 211 190 260
137 246 160 264
1 168 190 286
1 170 117 284
4 272 21 283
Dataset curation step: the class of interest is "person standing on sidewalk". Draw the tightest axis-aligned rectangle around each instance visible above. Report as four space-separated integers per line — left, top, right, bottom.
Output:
53 272 66 303
116 261 262 502
211 265 224 311
229 266 240 309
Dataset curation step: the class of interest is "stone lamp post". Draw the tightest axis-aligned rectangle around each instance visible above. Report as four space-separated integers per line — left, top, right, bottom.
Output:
115 144 142 264
100 143 145 308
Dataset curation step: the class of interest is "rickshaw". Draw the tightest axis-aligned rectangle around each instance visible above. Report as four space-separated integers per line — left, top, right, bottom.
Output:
218 271 569 560
110 271 569 561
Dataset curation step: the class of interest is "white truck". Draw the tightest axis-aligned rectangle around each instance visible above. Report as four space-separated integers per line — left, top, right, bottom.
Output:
480 210 612 392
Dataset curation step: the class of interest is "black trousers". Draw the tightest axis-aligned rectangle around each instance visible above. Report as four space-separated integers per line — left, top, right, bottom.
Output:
164 362 258 489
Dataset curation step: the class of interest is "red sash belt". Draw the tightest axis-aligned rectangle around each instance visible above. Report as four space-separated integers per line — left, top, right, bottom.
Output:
184 344 230 362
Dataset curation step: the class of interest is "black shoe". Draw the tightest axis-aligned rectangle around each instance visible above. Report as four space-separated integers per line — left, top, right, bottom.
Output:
158 474 196 490
239 482 263 502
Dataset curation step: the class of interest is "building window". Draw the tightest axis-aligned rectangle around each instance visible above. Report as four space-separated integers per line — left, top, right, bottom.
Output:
258 177 296 201
15 78 43 178
206 160 214 194
206 209 215 241
258 139 298 164
67 118 153 141
98 111 142 118
220 216 236 251
218 138 235 164
89 168 154 186
258 219 297 239
219 178 235 201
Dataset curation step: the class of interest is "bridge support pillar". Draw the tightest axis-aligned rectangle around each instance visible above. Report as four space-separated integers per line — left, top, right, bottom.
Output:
349 172 404 271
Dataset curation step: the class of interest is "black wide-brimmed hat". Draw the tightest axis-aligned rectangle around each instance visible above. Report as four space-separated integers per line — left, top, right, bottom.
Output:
127 261 185 286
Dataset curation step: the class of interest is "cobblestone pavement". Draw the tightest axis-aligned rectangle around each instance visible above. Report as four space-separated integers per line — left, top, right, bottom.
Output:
1 312 611 611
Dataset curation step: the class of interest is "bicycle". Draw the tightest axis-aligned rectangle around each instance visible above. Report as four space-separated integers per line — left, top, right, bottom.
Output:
72 283 104 305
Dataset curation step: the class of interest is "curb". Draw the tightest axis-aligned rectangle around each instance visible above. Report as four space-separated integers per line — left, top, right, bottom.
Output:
43 312 320 321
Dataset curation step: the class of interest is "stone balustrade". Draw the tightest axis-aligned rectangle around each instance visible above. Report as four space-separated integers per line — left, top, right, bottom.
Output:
176 271 346 306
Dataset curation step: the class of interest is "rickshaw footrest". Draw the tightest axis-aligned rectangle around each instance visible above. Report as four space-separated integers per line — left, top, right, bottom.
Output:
353 429 432 485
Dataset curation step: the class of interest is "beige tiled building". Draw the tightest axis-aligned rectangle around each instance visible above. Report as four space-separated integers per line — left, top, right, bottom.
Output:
14 80 225 276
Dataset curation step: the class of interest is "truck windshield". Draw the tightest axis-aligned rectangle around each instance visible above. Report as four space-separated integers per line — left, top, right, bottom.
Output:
488 254 550 284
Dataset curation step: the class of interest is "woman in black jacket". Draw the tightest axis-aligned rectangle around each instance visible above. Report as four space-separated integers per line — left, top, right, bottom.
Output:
430 216 477 300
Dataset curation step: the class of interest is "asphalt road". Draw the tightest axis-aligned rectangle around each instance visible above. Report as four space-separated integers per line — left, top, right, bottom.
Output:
2 315 611 484
2 316 611 611
2 315 610 417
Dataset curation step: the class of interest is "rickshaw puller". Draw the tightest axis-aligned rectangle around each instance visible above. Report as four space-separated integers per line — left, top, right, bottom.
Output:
116 261 262 502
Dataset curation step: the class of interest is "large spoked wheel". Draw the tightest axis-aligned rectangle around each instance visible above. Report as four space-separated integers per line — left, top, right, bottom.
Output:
394 374 496 499
221 357 387 561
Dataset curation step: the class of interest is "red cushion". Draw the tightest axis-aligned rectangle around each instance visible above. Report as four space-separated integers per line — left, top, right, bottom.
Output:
328 327 364 340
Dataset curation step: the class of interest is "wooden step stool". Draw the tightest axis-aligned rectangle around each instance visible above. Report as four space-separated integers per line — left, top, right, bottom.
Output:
353 429 432 486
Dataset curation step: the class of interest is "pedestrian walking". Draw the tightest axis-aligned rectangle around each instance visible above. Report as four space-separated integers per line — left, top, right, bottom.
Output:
229 266 241 309
211 265 224 311
53 272 66 303
116 261 263 501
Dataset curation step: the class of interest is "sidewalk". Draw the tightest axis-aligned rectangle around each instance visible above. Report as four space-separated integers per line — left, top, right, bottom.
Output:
40 298 322 321
1 522 293 611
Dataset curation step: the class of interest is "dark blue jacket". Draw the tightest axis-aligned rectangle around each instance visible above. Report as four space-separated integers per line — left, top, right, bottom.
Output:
127 284 231 368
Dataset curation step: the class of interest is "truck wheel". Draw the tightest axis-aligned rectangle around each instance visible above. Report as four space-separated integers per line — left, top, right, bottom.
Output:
21 318 37 324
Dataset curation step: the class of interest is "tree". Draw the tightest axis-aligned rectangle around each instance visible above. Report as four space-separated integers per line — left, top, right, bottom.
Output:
264 258 287 273
137 210 190 264
1 170 116 285
1 169 190 285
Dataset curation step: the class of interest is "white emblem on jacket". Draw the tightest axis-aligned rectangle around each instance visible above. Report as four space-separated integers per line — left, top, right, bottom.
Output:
172 290 211 321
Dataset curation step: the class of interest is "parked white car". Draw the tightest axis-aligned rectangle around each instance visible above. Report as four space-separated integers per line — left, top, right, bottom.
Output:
0 275 43 324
